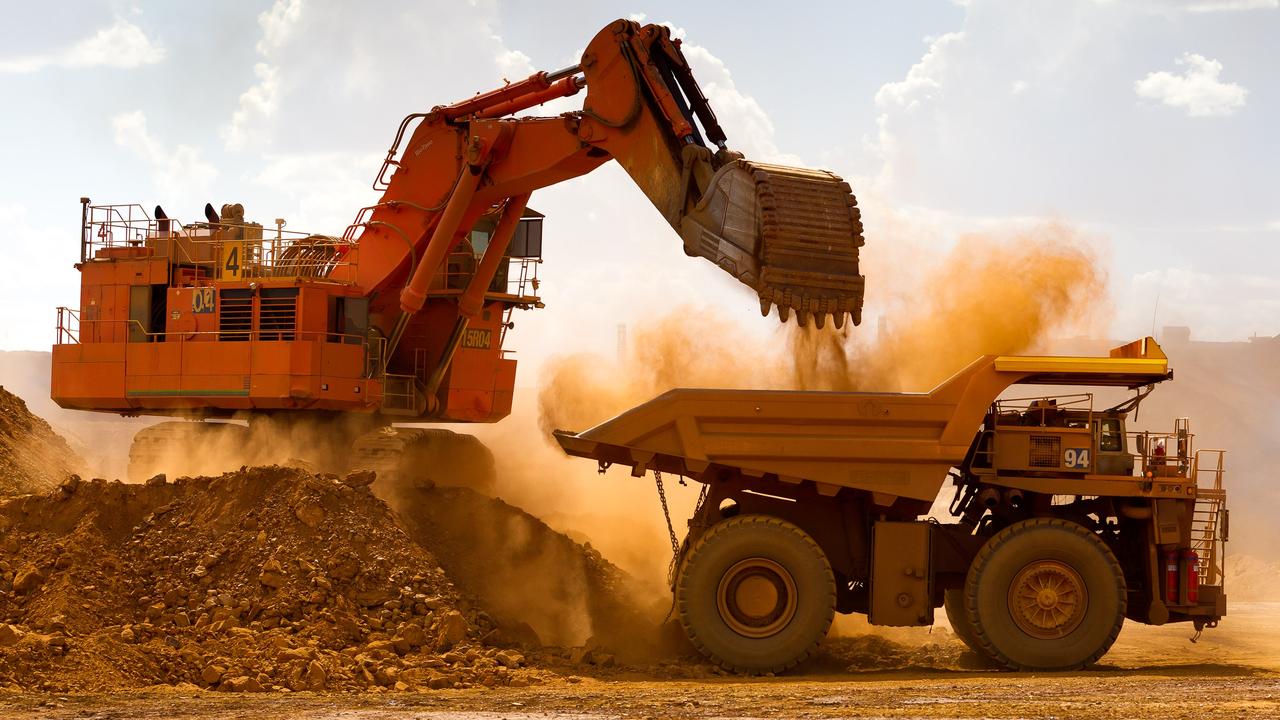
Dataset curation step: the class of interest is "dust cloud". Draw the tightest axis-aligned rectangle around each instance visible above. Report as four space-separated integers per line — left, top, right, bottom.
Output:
523 222 1110 595
539 222 1109 434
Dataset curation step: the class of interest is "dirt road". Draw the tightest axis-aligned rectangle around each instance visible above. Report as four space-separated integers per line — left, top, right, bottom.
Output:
4 603 1276 719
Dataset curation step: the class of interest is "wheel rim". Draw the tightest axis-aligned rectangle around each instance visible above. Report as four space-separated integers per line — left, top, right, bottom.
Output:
1007 559 1089 639
716 557 798 638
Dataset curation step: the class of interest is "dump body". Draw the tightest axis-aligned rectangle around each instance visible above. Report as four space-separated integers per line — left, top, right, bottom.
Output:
554 338 1227 674
555 338 1171 503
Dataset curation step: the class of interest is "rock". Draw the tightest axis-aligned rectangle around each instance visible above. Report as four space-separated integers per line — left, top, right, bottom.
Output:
392 623 426 653
294 501 325 529
569 647 594 665
427 674 453 690
223 675 264 693
494 649 524 669
304 660 326 690
59 474 81 495
364 640 397 657
146 473 167 486
436 611 469 650
258 558 286 589
12 566 45 593
343 470 376 488
0 624 24 647
201 665 226 684
354 587 391 607
119 626 136 643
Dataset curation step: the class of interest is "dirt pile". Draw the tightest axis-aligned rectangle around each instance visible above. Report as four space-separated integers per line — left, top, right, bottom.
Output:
0 387 83 496
0 466 555 693
386 485 664 658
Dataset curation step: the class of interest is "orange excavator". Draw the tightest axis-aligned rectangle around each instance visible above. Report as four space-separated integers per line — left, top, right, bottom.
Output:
51 19 866 482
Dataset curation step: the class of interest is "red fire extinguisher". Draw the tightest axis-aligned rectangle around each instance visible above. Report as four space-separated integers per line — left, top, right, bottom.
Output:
1182 549 1200 605
1164 548 1180 605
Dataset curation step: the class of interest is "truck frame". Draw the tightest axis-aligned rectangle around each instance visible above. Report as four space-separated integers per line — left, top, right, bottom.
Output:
555 337 1228 671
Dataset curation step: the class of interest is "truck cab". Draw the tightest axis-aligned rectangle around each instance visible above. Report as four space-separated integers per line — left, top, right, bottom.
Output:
970 395 1136 479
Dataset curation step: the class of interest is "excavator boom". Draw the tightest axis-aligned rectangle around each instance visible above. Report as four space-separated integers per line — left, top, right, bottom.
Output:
348 19 865 337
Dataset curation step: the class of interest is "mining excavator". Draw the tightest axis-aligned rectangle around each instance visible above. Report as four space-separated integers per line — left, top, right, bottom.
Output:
50 19 866 482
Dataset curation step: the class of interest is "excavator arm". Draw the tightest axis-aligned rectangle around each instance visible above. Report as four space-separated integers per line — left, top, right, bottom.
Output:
336 19 866 362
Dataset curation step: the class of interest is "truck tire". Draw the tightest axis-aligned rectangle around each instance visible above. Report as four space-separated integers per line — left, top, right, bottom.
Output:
676 514 835 673
965 518 1126 671
943 588 986 655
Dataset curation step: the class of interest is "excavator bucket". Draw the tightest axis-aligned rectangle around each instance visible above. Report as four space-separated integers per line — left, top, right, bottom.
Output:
680 159 865 329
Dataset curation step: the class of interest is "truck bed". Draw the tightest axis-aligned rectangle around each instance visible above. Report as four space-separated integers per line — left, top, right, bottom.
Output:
554 339 1171 503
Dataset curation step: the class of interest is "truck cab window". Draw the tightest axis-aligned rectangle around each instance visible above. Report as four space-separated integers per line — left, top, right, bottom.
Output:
1099 418 1123 452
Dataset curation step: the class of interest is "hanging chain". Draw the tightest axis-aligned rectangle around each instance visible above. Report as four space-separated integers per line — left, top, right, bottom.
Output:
654 470 680 559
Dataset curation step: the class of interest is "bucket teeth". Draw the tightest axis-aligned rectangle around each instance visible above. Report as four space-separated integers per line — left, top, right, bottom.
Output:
832 312 845 330
746 161 864 329
684 158 865 329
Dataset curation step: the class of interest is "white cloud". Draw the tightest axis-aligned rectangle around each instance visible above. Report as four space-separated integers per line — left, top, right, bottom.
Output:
251 152 378 232
223 63 281 151
492 35 535 79
257 0 304 54
1184 0 1278 11
650 21 799 164
1011 79 1029 95
875 32 965 111
112 110 217 194
0 18 164 73
1135 52 1248 117
222 0 303 151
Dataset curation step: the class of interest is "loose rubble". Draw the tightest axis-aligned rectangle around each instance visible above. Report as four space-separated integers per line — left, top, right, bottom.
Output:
0 386 84 496
0 466 566 692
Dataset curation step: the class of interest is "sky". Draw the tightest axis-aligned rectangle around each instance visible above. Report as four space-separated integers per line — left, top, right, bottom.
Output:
0 0 1276 380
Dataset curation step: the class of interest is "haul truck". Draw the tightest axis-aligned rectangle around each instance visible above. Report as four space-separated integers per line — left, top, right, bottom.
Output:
554 338 1228 672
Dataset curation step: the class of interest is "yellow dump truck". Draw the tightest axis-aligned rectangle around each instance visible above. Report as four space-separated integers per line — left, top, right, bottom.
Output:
554 338 1227 672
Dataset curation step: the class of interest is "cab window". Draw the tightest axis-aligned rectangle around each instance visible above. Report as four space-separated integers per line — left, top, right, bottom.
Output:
1099 418 1123 452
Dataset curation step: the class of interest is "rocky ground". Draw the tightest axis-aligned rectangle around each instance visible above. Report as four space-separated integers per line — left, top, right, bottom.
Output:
0 467 571 692
0 387 83 496
1 610 1279 719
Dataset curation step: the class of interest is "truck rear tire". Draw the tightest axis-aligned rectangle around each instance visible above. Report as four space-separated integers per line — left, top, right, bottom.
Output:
676 514 835 673
965 518 1126 671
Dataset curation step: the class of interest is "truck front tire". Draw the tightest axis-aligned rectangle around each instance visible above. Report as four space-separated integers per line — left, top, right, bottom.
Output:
676 514 835 673
965 518 1126 670
944 589 987 655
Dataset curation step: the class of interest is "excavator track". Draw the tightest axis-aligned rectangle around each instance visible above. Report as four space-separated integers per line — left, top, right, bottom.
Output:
682 160 865 330
349 427 497 496
127 421 254 482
